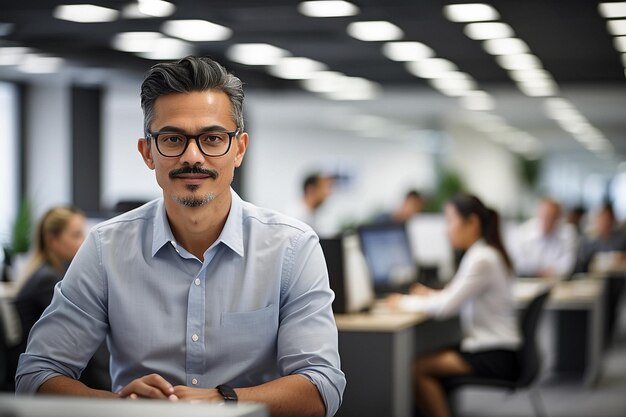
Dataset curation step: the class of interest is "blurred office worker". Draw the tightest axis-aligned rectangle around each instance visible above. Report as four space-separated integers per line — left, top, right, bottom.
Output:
511 197 578 278
575 203 626 273
388 194 521 417
285 173 333 234
375 189 425 223
16 56 345 417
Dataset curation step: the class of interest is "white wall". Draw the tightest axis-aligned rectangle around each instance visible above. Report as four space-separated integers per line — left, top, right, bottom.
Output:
0 82 19 246
26 81 71 220
443 116 524 217
101 78 161 209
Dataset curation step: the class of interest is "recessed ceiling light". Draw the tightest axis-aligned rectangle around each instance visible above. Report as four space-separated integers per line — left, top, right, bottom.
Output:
508 68 552 82
138 0 176 17
406 58 458 78
347 21 404 41
495 53 542 70
459 91 495 111
599 2 626 18
0 47 32 66
268 57 327 79
226 43 290 65
162 19 232 41
614 36 626 52
464 22 514 40
443 3 500 22
482 37 529 55
429 77 477 96
607 19 626 36
301 71 347 93
136 38 193 60
18 55 64 73
53 4 119 23
112 32 164 52
323 77 381 100
381 41 434 61
298 1 359 17
516 78 559 96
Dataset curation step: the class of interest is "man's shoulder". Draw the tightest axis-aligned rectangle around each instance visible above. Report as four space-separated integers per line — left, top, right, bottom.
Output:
240 199 315 236
91 199 160 234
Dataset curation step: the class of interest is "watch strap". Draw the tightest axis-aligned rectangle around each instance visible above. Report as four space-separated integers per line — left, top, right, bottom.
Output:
216 384 238 402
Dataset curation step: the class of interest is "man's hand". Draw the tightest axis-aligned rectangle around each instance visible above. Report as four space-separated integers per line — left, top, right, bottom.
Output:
118 373 178 400
409 283 436 296
173 386 224 402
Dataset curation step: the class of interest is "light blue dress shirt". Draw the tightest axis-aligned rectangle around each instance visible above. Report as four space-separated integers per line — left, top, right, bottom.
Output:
16 189 345 417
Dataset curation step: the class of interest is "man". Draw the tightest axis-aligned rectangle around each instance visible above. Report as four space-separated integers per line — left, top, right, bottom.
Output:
16 57 345 417
511 197 578 278
575 203 626 273
375 189 425 223
286 173 333 234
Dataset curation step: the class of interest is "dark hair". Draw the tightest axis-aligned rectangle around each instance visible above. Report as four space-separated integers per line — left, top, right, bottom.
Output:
448 193 513 270
140 56 245 134
303 173 321 193
600 201 615 219
405 189 422 200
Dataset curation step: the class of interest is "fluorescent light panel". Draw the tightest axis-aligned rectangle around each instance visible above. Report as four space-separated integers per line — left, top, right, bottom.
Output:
443 3 500 22
227 43 290 65
301 71 347 93
18 55 64 73
614 36 626 52
382 41 434 61
496 53 542 70
324 77 381 101
607 19 626 35
482 37 529 55
0 47 32 65
162 19 232 41
464 22 514 40
599 2 626 18
268 57 327 79
298 1 359 17
406 58 458 78
138 0 175 17
347 21 403 41
53 4 119 23
459 91 495 111
136 38 193 60
112 32 164 52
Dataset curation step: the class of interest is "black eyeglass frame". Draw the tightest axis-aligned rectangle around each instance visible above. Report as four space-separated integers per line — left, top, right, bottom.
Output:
145 128 241 157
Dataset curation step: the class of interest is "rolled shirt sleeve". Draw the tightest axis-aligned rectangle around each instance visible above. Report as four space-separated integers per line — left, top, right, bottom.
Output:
15 230 109 393
277 229 346 417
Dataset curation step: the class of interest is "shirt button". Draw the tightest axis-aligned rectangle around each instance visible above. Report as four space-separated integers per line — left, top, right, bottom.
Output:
192 334 199 342
194 278 201 286
191 378 198 385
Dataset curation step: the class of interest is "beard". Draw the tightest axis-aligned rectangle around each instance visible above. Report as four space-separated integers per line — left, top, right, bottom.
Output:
172 188 216 207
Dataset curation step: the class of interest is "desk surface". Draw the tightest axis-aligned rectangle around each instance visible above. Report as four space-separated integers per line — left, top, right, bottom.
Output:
513 278 604 308
335 311 427 332
0 395 268 417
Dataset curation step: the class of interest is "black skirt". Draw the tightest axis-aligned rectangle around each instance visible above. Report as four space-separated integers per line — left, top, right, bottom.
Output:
458 348 521 380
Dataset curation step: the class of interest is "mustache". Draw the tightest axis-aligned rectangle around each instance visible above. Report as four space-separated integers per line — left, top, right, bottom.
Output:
169 165 219 179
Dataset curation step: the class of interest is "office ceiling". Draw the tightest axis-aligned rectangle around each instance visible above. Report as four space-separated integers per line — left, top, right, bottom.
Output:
1 0 625 161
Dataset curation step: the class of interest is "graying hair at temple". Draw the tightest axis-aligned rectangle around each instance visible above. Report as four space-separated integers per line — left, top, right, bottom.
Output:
140 56 245 134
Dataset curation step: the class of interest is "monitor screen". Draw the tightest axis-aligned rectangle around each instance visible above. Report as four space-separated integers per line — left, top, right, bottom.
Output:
357 223 417 292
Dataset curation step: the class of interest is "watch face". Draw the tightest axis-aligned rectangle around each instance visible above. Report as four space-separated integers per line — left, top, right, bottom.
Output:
218 384 238 402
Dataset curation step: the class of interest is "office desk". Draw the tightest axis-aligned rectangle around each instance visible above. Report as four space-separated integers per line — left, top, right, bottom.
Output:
514 278 605 386
335 312 461 417
0 395 268 417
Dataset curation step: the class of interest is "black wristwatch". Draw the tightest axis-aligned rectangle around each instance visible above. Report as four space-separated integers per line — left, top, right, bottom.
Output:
216 384 238 403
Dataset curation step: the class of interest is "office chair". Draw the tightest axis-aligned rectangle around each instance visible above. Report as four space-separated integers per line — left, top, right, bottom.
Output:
443 290 551 417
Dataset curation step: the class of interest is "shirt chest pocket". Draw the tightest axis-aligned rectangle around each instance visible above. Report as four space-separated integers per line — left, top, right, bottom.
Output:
220 304 278 338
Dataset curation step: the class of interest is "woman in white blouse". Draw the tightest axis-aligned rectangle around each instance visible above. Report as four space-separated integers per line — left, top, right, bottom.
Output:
388 193 521 417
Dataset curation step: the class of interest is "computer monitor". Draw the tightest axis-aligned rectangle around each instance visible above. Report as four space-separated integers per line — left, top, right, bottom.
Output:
357 222 418 294
320 235 374 313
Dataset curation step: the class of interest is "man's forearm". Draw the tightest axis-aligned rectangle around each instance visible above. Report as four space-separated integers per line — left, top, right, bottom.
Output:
38 375 118 398
235 374 326 417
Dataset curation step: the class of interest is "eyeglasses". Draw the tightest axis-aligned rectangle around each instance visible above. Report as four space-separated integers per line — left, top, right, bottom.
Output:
146 129 240 157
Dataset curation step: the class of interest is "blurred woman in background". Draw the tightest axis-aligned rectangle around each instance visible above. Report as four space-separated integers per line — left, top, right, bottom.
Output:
14 206 86 339
388 193 521 417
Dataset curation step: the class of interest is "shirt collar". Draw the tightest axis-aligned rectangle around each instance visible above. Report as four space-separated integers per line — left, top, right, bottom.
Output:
151 188 245 258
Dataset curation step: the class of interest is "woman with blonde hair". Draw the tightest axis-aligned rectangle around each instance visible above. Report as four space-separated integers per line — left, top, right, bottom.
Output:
14 206 86 341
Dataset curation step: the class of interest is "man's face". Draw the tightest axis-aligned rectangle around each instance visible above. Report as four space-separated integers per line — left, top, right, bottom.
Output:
138 90 248 208
538 201 560 235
